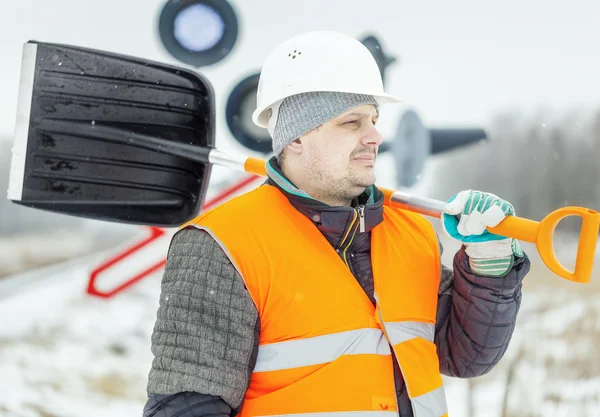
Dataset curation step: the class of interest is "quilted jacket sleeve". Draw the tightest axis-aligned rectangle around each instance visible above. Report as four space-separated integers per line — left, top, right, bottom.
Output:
143 392 233 417
144 227 260 416
434 243 531 377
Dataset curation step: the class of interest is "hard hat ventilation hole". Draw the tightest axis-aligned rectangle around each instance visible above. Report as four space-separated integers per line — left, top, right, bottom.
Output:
288 50 302 59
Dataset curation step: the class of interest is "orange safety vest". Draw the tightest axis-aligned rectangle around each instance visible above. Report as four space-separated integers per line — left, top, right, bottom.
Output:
184 184 448 417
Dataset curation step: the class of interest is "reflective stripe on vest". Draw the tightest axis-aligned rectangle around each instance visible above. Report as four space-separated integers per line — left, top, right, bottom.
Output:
186 185 445 416
255 328 391 372
384 322 435 345
412 386 448 417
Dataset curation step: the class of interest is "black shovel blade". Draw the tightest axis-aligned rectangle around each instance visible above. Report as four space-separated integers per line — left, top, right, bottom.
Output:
7 41 215 227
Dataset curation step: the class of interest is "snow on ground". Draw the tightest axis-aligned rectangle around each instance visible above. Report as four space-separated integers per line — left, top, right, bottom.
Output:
0 253 162 417
465 282 600 417
1 231 98 278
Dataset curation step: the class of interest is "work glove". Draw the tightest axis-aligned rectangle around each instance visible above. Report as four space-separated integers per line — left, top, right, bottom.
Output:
442 190 524 277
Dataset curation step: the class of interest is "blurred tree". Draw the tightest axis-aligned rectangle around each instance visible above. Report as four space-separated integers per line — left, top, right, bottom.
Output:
426 107 600 233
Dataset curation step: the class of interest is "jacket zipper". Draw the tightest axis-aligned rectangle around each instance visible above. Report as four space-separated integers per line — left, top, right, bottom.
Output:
358 205 365 233
338 205 366 267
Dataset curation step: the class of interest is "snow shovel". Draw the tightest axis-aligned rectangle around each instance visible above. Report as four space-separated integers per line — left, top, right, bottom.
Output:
6 41 600 284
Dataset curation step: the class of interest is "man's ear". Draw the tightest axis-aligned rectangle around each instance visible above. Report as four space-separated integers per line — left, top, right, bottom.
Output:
285 138 303 155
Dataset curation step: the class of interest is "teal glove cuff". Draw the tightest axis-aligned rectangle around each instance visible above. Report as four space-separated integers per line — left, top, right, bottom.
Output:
442 211 509 243
442 191 515 243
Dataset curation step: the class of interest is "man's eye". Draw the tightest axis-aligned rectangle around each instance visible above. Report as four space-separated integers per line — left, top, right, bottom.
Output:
344 120 358 125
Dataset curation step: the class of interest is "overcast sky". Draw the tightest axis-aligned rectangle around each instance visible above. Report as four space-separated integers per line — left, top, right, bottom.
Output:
1 0 599 147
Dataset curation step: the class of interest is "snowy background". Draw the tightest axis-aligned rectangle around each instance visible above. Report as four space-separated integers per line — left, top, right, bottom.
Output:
2 0 600 416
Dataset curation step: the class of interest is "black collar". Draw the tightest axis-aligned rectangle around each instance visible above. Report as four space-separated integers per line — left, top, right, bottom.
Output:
263 157 385 236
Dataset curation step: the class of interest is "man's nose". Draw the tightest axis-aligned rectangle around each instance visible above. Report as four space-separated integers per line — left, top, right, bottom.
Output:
362 125 383 147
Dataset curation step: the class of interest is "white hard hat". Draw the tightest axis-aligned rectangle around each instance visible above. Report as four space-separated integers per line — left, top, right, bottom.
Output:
252 30 402 129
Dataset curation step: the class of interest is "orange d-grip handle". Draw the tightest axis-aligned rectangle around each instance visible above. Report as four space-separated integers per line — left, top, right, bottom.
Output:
489 207 600 283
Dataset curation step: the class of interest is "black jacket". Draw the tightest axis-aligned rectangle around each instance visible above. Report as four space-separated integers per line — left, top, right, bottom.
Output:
143 158 530 417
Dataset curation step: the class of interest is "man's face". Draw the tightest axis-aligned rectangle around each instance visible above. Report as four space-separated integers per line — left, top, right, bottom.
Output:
298 104 383 202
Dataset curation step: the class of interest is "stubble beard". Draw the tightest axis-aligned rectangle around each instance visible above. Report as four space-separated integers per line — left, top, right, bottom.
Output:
305 160 375 204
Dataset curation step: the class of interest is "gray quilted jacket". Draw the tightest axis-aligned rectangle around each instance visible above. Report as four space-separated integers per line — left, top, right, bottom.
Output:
143 158 530 417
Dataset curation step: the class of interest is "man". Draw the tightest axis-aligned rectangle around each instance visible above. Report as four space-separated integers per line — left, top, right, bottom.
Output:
143 31 530 417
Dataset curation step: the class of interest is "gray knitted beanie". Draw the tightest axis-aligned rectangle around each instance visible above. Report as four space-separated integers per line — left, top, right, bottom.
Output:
269 91 378 157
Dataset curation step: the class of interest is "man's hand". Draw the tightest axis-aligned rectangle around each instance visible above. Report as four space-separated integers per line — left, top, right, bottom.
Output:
442 190 523 277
